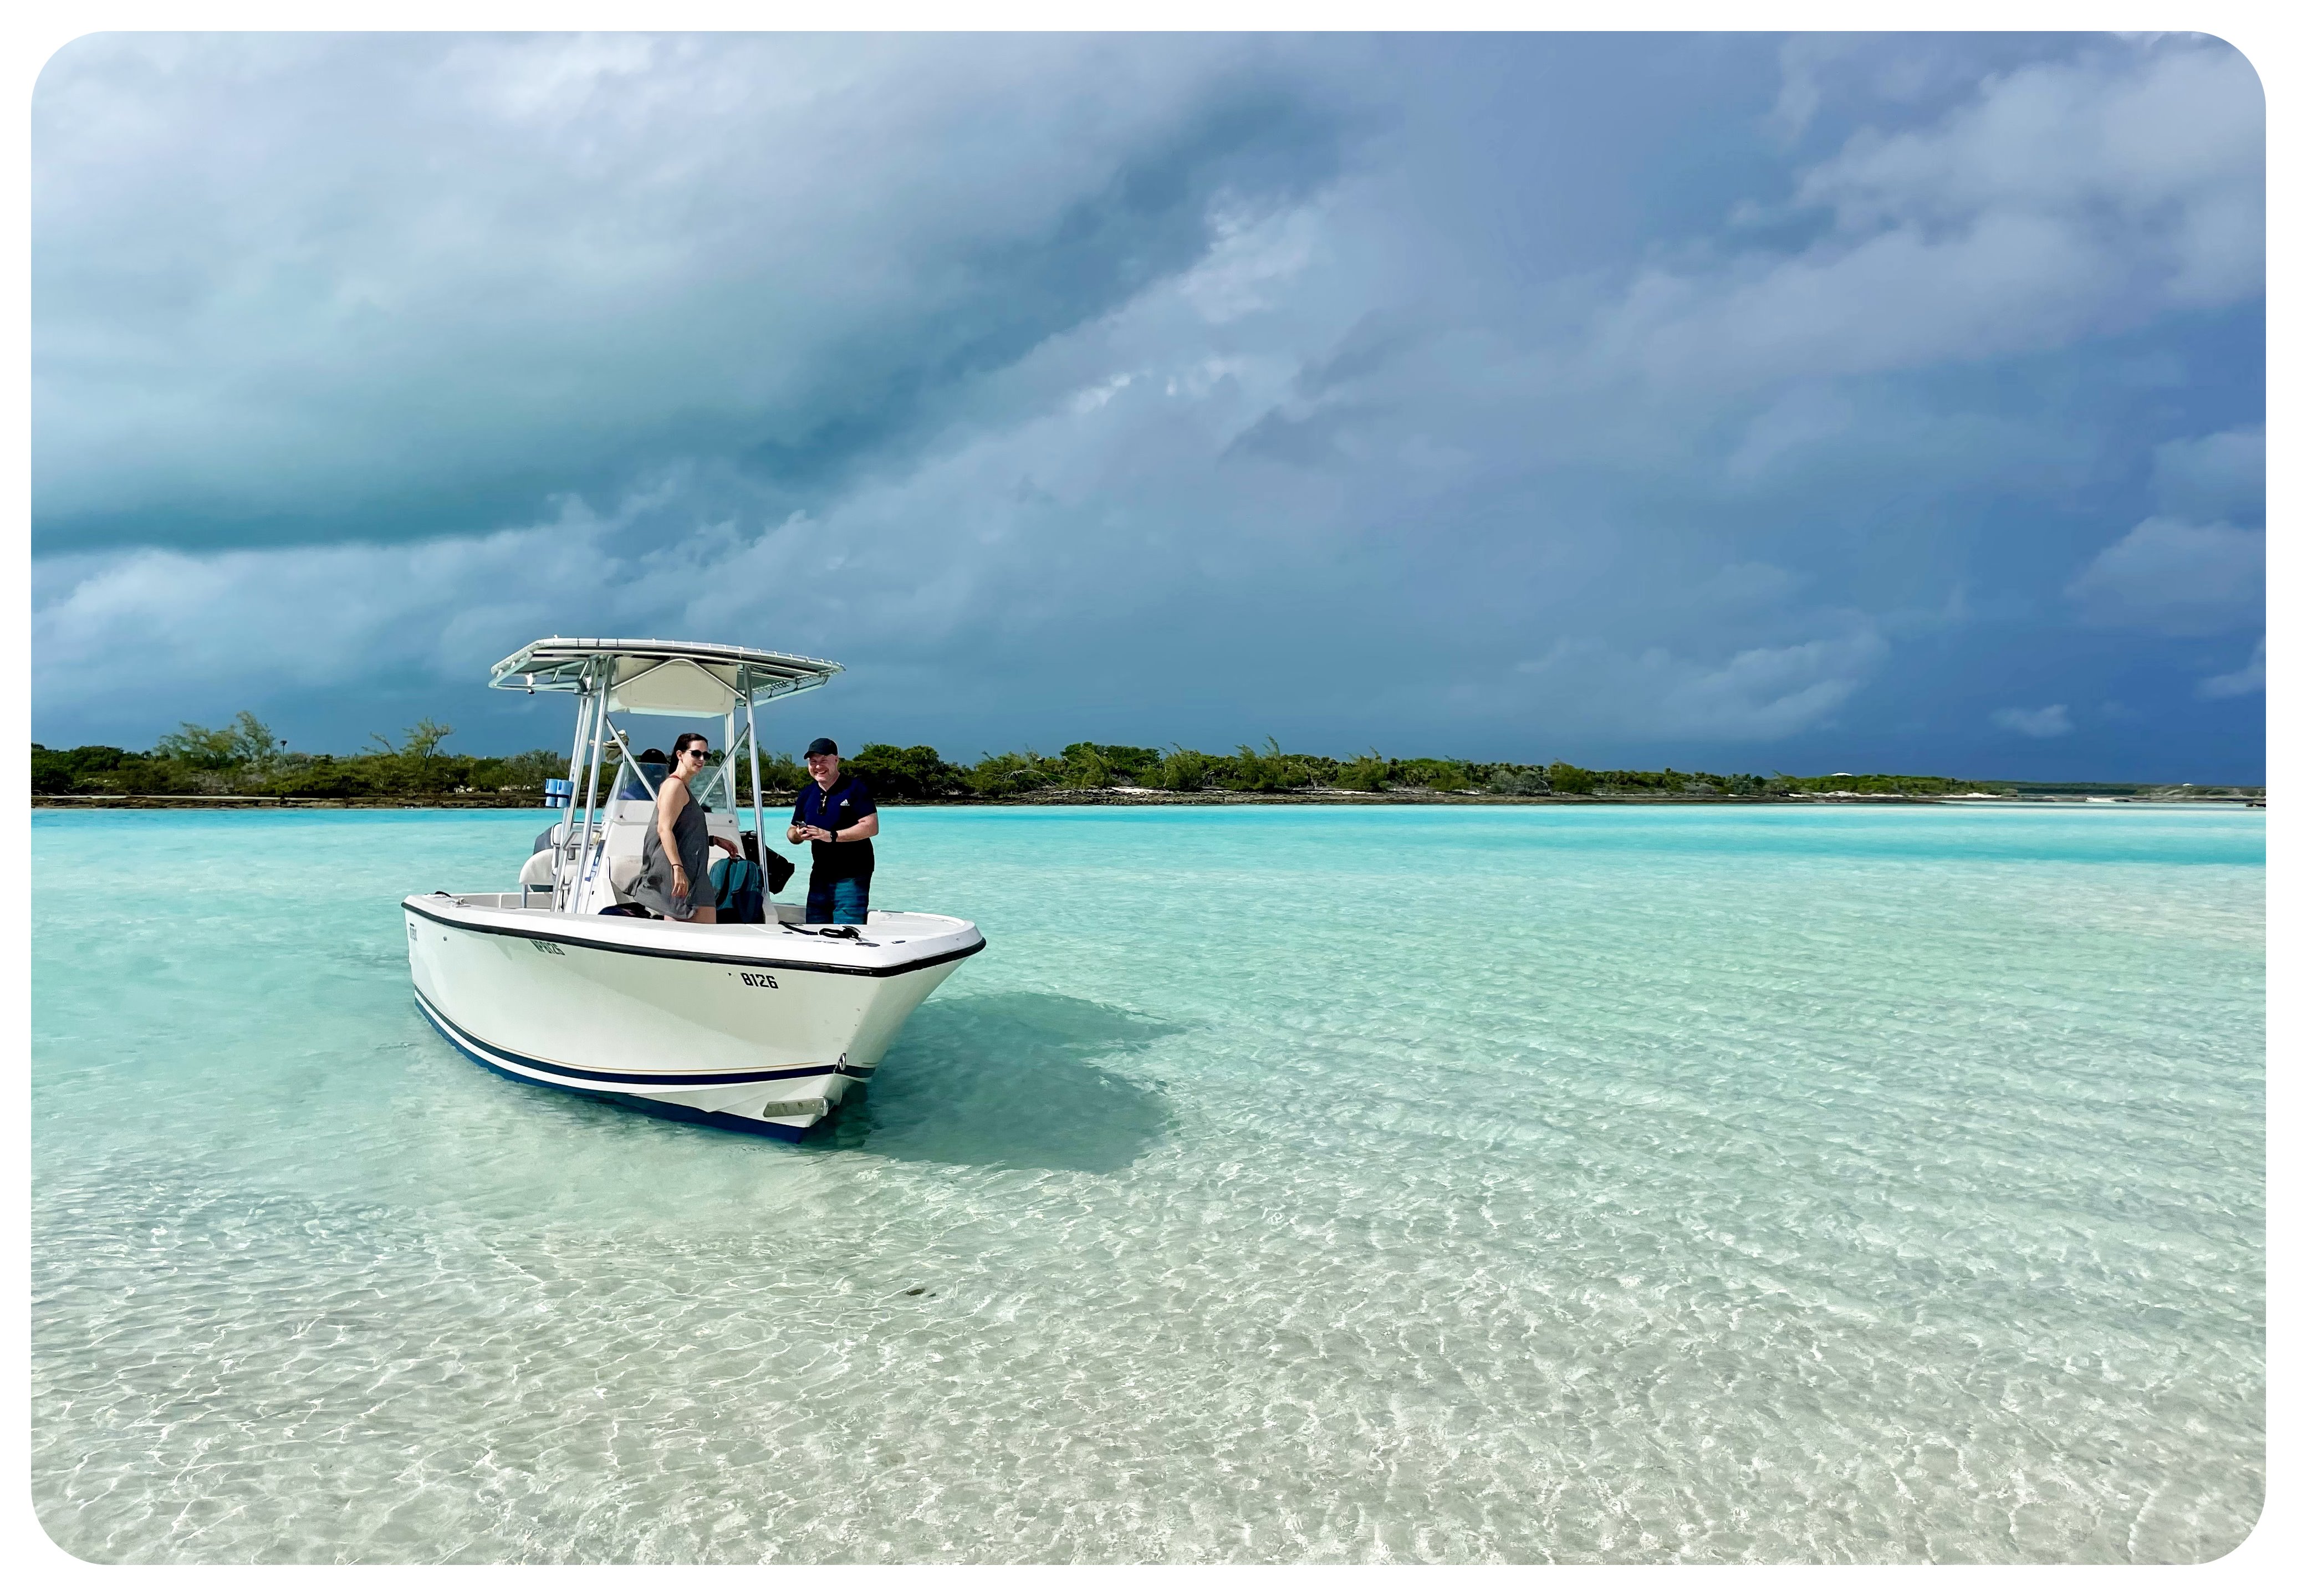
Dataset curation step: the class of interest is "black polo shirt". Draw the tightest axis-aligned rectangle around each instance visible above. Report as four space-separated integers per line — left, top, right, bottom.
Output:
793 772 877 880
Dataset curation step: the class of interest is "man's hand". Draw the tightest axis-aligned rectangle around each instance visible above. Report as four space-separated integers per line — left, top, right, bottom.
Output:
712 833 742 857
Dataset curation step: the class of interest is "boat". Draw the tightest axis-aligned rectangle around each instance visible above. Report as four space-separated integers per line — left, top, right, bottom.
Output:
403 637 986 1141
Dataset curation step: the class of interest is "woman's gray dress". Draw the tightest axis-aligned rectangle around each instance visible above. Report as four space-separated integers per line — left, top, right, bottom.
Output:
631 790 710 920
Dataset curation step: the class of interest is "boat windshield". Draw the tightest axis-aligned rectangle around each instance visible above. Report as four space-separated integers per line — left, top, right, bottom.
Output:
614 760 670 800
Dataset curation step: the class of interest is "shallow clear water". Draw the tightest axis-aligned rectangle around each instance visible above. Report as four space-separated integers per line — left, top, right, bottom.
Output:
32 805 2265 1563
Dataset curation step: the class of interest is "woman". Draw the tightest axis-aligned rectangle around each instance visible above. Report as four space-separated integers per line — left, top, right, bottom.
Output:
630 732 741 922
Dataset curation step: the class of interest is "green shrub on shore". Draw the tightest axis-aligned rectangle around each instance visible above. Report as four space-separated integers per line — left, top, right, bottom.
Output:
849 743 967 801
1332 750 1389 791
32 744 200 795
1152 746 1221 791
966 749 1063 798
1484 766 1551 796
264 756 382 799
1228 738 1320 792
156 710 283 770
726 749 809 797
1059 743 1162 789
1390 757 1472 792
1546 761 1597 795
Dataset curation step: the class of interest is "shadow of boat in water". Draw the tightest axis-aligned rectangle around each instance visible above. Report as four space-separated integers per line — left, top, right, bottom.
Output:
810 991 1177 1172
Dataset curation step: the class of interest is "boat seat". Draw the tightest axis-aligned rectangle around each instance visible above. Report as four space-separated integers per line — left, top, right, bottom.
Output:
518 850 555 889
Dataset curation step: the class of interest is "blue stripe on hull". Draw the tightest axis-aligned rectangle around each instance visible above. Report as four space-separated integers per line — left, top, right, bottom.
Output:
416 990 864 1088
414 994 823 1143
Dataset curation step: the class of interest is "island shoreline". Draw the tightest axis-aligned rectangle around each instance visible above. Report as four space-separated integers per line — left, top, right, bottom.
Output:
29 789 2262 811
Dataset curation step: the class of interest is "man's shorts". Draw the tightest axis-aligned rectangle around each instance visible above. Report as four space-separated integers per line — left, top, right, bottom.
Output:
805 874 871 925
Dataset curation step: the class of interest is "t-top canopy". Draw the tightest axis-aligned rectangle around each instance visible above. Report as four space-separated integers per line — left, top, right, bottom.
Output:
489 637 843 715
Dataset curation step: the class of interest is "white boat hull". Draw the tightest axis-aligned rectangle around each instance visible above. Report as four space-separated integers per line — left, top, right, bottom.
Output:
404 893 984 1140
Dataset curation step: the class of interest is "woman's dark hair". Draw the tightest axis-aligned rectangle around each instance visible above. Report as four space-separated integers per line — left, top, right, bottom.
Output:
671 732 710 766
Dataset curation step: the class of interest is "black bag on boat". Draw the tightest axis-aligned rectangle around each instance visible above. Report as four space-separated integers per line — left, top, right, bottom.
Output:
742 830 797 895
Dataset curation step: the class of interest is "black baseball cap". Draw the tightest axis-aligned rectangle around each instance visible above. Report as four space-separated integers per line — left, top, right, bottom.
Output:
804 738 839 758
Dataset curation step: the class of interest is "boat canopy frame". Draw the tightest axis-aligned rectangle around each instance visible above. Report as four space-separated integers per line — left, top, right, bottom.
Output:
489 638 843 913
490 637 842 705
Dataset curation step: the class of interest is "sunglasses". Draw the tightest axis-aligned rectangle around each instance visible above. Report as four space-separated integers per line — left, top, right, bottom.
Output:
681 747 709 761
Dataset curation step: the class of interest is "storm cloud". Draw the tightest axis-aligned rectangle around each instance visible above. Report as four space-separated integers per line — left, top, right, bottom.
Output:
32 32 2265 779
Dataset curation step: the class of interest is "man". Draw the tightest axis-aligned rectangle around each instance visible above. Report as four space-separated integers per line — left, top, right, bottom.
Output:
787 737 879 924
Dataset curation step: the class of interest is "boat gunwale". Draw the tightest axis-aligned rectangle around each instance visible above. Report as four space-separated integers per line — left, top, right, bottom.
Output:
402 896 985 979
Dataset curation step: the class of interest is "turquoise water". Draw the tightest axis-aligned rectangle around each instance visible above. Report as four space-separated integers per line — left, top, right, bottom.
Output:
32 805 2265 1563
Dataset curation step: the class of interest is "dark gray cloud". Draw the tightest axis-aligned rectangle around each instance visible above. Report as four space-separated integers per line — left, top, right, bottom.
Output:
34 33 1364 549
31 33 2266 779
